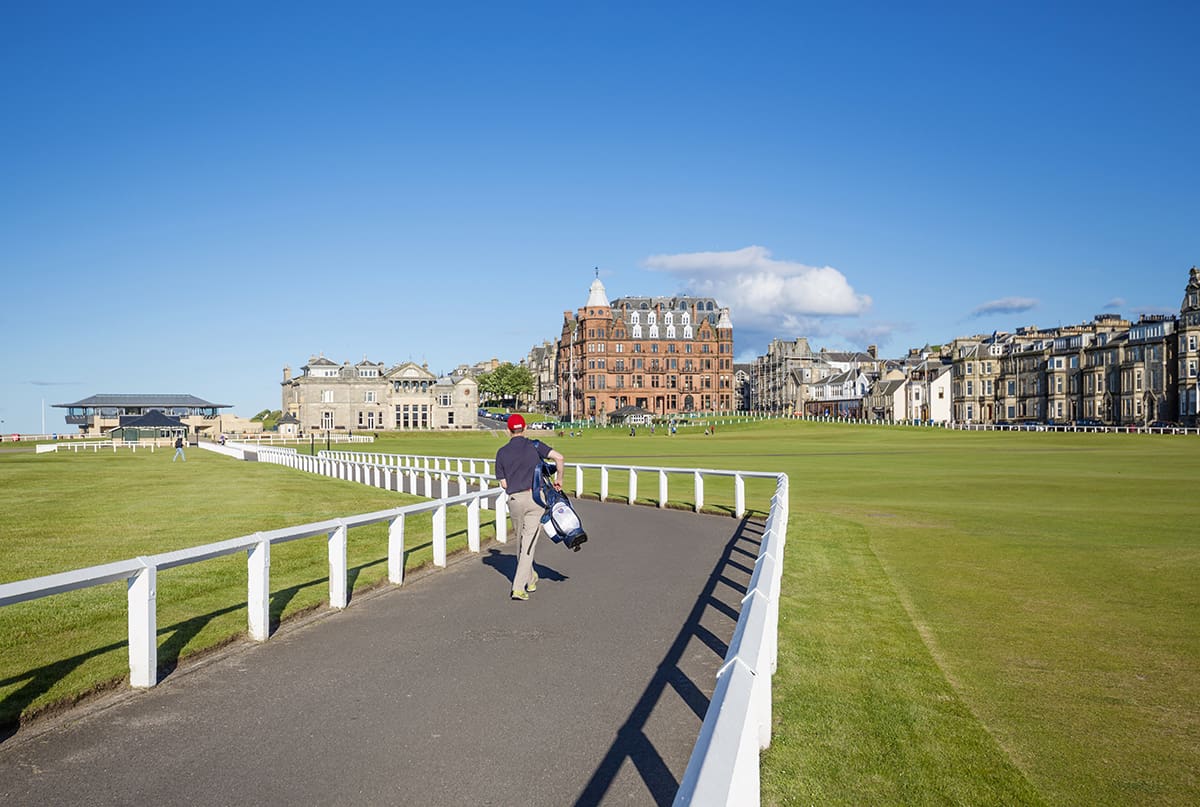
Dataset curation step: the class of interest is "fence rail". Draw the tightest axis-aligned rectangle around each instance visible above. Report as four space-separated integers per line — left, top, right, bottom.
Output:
0 485 506 688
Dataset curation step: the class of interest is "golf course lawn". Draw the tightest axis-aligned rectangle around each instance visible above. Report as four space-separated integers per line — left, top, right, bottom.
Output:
1 420 1196 805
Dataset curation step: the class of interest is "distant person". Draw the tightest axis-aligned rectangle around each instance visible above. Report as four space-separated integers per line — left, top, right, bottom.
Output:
495 414 563 602
172 435 186 462
219 433 227 446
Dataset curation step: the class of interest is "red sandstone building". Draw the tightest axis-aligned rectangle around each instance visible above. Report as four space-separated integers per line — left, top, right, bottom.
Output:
556 276 735 421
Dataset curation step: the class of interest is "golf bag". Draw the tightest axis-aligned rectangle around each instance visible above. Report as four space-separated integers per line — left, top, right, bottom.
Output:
531 459 588 551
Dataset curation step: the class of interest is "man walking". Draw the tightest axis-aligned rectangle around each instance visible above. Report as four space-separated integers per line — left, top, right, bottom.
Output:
172 435 186 462
495 414 564 601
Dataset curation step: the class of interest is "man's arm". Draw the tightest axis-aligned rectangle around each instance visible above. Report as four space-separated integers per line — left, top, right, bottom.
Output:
548 448 564 489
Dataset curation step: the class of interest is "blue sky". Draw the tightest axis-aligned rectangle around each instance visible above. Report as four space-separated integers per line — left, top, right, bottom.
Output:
1 1 1196 434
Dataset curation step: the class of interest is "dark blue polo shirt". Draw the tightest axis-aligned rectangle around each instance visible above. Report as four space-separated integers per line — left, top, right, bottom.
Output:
495 436 551 494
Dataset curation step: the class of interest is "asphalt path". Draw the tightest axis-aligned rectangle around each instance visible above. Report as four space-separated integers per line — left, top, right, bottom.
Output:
0 499 763 806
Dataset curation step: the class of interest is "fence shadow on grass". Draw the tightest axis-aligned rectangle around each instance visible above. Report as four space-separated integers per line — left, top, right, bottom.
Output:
572 515 762 807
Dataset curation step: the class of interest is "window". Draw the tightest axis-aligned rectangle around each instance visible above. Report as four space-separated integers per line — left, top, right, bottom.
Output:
683 326 693 339
966 381 974 396
966 362 973 375
322 411 334 429
364 391 376 403
666 326 676 339
321 390 334 403
632 325 642 339
649 325 659 339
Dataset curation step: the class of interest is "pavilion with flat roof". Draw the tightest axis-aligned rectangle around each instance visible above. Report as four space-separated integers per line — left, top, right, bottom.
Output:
53 394 231 435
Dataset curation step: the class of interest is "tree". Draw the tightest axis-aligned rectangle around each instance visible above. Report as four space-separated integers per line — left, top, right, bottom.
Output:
476 370 501 406
477 363 535 408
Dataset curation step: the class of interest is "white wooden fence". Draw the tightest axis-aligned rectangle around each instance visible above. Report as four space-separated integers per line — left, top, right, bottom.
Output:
2 447 788 805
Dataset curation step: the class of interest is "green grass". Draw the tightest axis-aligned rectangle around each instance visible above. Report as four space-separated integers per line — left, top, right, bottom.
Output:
2 422 1198 805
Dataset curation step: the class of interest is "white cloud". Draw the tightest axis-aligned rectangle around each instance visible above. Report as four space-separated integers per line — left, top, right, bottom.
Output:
969 296 1039 319
1104 297 1126 310
643 246 871 330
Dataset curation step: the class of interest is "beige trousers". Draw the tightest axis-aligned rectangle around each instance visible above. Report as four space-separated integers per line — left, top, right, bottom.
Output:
506 490 541 592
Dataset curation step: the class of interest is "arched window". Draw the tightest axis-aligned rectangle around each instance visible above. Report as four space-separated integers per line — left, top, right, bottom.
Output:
664 312 673 326
682 312 691 326
684 326 693 339
647 311 657 325
630 312 640 325
666 325 676 339
632 324 642 339
649 325 659 339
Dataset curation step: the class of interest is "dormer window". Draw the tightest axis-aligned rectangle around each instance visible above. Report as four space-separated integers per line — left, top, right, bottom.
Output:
682 312 690 326
664 312 674 326
666 325 676 339
683 326 693 339
647 312 657 325
632 324 643 339
630 312 640 325
649 325 659 339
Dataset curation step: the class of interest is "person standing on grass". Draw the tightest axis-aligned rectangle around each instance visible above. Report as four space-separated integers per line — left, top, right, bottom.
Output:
495 414 564 602
172 435 186 462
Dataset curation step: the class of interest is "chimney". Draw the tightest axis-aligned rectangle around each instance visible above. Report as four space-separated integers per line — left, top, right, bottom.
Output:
868 344 877 359
283 366 292 382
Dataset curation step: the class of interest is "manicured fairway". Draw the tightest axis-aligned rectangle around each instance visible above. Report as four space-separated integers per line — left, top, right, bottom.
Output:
2 422 1197 806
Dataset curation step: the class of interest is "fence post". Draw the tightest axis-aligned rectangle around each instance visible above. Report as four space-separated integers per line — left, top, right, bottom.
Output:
628 468 638 505
496 493 509 543
735 474 746 518
575 465 583 497
328 522 348 609
659 470 668 508
467 496 480 552
127 561 157 688
388 515 405 585
694 471 704 512
600 467 609 502
439 473 449 499
432 504 447 566
248 536 270 641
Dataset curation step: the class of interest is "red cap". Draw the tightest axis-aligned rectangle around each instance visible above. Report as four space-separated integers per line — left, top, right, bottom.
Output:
507 414 526 432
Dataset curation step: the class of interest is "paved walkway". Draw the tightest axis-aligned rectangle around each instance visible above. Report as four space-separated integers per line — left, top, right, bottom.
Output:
0 499 763 806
